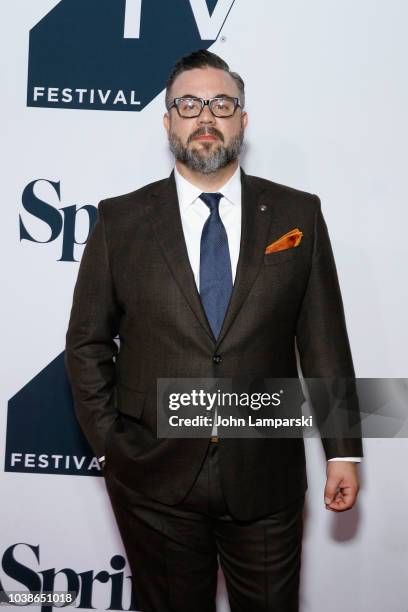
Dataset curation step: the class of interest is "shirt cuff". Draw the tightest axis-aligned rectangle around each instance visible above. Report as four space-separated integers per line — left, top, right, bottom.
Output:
328 457 362 462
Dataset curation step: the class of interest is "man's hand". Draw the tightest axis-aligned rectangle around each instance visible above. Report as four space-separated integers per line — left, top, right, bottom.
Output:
324 461 360 512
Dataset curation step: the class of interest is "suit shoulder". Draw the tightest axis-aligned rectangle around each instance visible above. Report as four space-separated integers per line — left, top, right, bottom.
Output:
98 176 168 214
246 173 320 208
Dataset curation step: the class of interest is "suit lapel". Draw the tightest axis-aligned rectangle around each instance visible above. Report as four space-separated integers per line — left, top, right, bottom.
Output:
148 170 216 343
214 168 276 348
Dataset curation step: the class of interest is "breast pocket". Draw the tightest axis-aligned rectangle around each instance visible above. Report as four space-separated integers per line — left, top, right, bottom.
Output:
116 382 146 420
263 248 299 266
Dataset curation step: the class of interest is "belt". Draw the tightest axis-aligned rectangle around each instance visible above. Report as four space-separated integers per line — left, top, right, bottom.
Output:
210 436 219 443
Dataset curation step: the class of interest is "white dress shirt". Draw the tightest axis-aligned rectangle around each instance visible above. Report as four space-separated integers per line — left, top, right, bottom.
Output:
98 166 361 464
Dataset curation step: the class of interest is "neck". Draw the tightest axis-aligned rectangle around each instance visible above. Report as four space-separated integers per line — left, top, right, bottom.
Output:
175 160 239 191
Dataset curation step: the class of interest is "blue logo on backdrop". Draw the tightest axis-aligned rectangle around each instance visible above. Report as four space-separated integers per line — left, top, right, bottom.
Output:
0 544 135 611
19 179 97 262
27 0 236 112
5 353 102 476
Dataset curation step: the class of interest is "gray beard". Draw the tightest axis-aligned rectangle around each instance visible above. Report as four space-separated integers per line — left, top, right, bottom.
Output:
168 130 244 174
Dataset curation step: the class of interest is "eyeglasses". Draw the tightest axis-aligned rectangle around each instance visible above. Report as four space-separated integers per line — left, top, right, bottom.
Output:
168 96 242 118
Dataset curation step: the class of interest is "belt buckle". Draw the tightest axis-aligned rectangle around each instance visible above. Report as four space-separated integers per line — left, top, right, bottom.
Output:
210 436 219 443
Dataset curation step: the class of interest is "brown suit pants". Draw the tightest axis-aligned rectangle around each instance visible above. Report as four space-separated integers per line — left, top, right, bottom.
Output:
104 440 304 612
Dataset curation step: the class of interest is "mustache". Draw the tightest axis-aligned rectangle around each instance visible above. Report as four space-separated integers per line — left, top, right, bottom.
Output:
188 127 224 144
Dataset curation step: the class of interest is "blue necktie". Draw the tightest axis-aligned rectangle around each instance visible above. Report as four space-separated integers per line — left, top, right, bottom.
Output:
199 192 233 339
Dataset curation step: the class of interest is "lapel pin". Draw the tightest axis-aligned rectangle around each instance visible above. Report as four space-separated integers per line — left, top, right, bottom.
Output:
259 203 268 212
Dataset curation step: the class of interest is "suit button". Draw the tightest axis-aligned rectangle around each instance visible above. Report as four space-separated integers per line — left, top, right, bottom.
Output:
213 354 222 365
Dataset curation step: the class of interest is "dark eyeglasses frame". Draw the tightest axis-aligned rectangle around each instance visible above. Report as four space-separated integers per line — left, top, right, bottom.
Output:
168 96 242 118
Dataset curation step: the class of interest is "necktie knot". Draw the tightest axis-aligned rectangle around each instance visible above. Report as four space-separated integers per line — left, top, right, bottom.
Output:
199 192 223 213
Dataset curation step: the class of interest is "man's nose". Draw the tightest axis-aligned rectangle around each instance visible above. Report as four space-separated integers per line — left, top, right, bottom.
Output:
197 104 216 125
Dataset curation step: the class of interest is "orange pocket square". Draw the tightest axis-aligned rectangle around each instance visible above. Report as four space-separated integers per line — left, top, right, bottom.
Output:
264 228 303 254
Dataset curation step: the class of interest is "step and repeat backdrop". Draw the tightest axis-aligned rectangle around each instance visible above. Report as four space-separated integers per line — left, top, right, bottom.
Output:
2 1 408 611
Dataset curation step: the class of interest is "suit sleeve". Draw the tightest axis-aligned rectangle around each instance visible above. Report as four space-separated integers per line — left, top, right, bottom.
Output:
65 200 120 458
295 195 363 460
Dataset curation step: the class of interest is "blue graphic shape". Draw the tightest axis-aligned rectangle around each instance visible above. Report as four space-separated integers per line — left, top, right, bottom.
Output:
5 352 101 476
27 0 235 112
205 0 219 15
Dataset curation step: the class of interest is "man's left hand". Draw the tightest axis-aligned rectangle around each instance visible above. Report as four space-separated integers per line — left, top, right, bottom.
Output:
324 461 360 512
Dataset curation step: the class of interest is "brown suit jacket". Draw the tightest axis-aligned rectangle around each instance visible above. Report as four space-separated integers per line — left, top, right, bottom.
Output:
65 167 363 520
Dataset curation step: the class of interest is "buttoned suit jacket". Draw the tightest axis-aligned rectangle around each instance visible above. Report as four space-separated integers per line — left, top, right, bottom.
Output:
65 167 363 521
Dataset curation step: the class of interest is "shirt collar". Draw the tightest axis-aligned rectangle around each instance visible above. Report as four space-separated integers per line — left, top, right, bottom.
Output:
174 164 241 211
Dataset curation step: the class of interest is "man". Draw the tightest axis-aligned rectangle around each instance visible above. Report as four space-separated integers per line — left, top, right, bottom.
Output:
65 50 363 612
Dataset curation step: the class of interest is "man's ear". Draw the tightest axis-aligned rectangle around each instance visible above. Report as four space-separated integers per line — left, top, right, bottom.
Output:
241 110 248 129
163 112 170 134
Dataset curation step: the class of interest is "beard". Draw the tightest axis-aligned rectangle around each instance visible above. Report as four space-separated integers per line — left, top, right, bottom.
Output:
168 126 244 174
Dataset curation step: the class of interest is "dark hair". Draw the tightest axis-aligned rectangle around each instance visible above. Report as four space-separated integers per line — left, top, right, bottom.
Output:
165 49 245 110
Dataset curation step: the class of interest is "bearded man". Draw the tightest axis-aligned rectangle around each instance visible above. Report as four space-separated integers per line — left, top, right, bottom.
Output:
65 49 363 612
